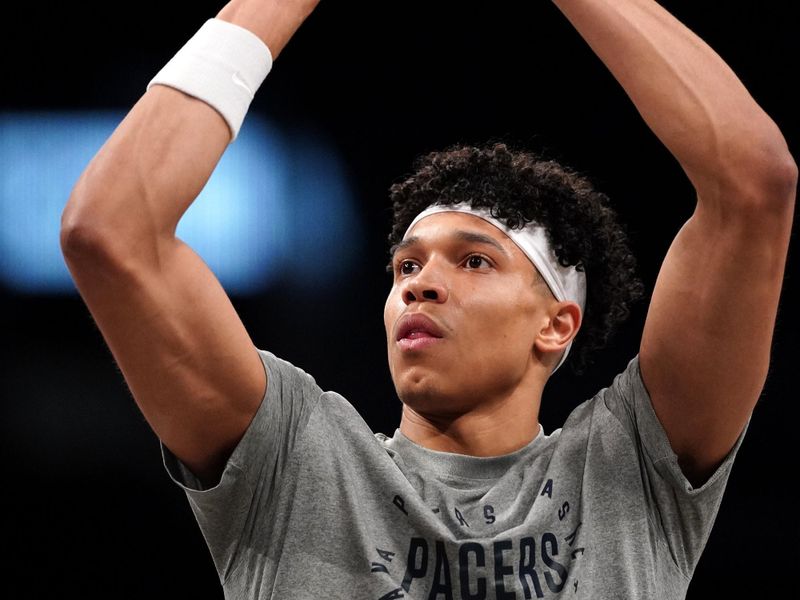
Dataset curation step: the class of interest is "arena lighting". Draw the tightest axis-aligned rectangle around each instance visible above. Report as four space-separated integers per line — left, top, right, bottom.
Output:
0 111 360 294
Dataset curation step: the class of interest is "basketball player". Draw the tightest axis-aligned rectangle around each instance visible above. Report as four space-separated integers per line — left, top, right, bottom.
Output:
60 0 795 597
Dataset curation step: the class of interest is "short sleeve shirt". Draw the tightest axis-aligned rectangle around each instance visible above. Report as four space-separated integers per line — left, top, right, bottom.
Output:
161 350 747 599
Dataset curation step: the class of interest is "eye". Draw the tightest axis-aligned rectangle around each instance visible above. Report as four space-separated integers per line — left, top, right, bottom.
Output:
398 260 420 275
465 254 492 269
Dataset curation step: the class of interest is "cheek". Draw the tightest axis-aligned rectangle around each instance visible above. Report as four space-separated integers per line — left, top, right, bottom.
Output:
471 282 538 324
383 288 402 338
467 292 540 350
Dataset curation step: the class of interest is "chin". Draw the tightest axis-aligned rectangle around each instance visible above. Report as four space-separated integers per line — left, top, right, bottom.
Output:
395 374 438 403
394 376 469 417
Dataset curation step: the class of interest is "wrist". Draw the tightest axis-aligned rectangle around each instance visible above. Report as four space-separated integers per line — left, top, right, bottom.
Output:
147 18 273 141
216 0 316 60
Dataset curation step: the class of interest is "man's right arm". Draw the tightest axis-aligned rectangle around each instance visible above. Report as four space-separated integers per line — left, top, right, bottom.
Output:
60 0 319 485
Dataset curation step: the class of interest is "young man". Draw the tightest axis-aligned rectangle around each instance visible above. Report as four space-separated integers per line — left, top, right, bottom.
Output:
60 0 795 598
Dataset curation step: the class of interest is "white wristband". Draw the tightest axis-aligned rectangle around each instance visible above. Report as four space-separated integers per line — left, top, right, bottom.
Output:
147 18 273 141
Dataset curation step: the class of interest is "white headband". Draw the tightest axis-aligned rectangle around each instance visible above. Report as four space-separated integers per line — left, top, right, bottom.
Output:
403 203 587 373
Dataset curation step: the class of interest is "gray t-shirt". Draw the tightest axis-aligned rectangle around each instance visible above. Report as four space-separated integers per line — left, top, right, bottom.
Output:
162 349 746 599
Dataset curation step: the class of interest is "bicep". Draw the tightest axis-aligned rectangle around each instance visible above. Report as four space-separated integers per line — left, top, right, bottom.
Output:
639 198 792 481
66 236 267 482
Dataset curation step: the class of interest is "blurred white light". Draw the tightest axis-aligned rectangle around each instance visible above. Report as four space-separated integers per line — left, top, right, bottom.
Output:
0 111 360 294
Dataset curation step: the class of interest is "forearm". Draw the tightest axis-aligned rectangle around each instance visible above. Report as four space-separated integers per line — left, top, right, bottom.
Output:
61 0 314 260
551 0 795 203
62 86 230 260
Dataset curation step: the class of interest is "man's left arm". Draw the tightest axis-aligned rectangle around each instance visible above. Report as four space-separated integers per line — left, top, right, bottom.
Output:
551 0 797 484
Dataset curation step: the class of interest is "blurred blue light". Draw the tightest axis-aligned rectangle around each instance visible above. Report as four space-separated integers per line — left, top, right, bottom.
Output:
0 111 360 295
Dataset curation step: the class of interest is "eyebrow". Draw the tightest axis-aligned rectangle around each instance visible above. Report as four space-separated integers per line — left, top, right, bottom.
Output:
390 229 510 258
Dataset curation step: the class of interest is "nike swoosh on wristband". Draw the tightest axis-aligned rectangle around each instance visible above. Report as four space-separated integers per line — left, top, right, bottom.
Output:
231 71 254 96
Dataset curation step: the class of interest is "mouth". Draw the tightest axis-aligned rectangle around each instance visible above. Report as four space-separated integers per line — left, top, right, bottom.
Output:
395 313 444 351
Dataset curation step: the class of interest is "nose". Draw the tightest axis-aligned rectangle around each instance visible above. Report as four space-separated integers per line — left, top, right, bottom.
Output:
402 263 449 305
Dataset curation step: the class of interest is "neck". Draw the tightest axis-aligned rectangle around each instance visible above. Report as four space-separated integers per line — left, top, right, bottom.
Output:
398 370 546 457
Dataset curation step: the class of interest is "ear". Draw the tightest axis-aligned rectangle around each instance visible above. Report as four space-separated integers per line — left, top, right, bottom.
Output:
533 300 582 367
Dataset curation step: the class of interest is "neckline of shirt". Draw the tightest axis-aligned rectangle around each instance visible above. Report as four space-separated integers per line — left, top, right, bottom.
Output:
386 425 545 480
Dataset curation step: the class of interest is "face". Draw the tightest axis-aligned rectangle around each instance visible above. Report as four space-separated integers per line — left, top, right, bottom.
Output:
384 212 557 416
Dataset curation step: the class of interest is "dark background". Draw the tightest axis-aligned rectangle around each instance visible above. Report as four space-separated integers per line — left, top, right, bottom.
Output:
2 1 797 597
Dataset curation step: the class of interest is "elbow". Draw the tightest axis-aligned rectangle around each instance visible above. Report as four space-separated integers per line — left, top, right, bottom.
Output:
60 192 140 269
61 149 177 272
776 151 798 203
731 134 797 211
61 216 101 263
60 205 117 268
705 145 798 216
757 148 798 207
693 113 798 213
61 204 169 281
61 169 118 264
61 186 166 270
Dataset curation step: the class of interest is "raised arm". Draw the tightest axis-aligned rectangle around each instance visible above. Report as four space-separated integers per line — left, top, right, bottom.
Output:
60 0 319 484
551 0 796 482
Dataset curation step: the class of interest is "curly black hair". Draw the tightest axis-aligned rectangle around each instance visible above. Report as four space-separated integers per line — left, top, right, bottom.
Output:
387 141 645 375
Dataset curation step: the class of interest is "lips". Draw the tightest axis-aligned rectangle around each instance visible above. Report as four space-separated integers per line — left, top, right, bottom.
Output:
396 313 444 341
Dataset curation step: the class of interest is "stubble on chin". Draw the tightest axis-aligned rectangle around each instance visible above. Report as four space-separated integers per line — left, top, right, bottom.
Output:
396 376 474 421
